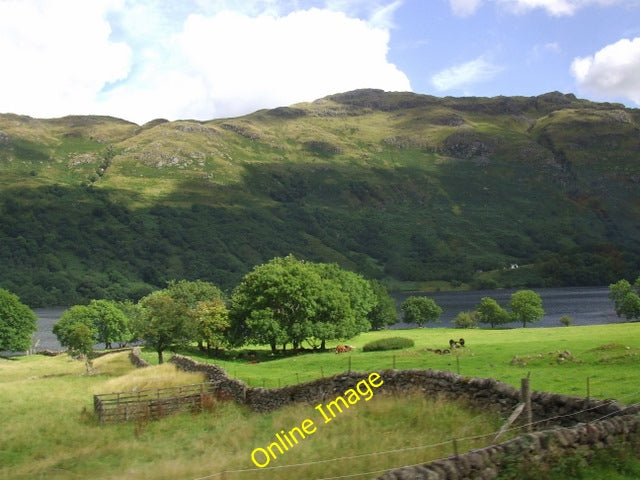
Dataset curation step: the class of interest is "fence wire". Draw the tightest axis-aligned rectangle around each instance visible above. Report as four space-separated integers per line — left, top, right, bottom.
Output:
190 385 640 480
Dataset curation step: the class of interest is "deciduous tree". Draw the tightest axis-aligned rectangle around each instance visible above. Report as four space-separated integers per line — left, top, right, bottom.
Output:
193 299 230 352
53 305 98 350
66 323 96 373
90 299 131 348
400 296 442 327
0 288 37 352
475 297 510 328
136 292 191 363
509 290 545 328
163 280 227 349
229 255 377 352
609 277 640 320
366 280 398 330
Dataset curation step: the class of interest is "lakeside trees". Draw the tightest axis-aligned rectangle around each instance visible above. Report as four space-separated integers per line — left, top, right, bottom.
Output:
50 257 397 360
476 297 510 329
609 277 640 320
0 288 37 352
400 296 442 327
229 255 385 352
509 290 545 328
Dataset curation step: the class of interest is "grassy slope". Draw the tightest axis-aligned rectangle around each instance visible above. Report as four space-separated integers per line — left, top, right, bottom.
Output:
2 324 639 480
0 352 501 480
1 91 639 306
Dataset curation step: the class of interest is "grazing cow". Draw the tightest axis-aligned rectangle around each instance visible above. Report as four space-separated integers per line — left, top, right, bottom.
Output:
459 338 465 347
335 344 353 354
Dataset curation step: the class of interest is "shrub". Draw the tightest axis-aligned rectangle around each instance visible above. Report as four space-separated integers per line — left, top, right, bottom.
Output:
559 315 573 327
453 311 478 329
362 337 414 352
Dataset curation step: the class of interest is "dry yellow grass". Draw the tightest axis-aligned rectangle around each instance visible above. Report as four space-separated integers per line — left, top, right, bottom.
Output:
94 362 207 394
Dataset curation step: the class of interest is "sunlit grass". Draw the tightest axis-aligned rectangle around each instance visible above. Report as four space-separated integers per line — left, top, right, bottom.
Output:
95 361 206 394
166 323 640 404
0 352 500 480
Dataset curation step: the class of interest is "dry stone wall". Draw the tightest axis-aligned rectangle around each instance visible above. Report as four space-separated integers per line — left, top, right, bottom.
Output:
168 354 632 422
129 347 150 368
375 415 640 480
168 354 640 479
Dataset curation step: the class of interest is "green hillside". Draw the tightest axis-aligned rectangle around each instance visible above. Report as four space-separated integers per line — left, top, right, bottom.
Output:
1 90 639 306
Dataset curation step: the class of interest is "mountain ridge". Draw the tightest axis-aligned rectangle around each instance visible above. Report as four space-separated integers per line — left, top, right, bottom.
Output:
1 90 639 306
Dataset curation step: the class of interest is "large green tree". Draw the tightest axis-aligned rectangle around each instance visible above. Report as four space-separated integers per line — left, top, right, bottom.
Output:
229 255 377 352
230 255 323 352
367 280 398 330
609 277 640 320
53 300 131 351
163 280 227 350
66 323 97 373
53 305 98 350
89 299 132 348
401 296 442 327
0 288 37 352
309 262 377 350
193 299 230 352
509 290 545 328
475 297 511 329
136 292 191 364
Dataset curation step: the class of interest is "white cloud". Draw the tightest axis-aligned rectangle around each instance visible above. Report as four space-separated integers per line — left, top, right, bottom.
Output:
496 0 631 16
0 0 131 118
448 0 634 16
571 37 640 104
0 1 410 123
449 0 484 16
102 7 411 122
431 57 504 91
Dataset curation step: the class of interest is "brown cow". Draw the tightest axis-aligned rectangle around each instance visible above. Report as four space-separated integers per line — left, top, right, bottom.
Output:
335 344 353 354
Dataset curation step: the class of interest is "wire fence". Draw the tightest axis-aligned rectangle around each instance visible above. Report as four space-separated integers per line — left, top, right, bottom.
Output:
188 388 640 480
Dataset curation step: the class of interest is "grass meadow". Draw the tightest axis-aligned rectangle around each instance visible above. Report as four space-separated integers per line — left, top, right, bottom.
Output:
1 323 639 480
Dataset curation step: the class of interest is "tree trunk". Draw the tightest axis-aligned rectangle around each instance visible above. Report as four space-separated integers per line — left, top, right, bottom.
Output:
157 349 164 364
321 339 326 351
270 340 277 354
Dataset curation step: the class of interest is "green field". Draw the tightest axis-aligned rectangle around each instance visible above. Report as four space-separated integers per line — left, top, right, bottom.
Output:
159 323 640 405
1 323 639 480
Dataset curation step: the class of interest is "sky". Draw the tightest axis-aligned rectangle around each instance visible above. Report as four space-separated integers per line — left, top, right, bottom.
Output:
1 0 639 124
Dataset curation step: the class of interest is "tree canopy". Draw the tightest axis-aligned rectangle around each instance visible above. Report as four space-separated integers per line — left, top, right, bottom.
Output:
229 255 381 352
509 290 545 328
134 280 227 362
609 277 640 320
136 292 191 364
53 300 131 352
475 297 510 329
400 296 442 327
367 280 398 330
0 288 37 352
53 305 97 350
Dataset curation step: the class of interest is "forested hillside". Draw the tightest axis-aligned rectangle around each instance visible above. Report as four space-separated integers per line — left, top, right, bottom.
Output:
1 89 639 306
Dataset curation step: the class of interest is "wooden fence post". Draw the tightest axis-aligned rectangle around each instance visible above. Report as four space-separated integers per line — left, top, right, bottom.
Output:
521 377 532 432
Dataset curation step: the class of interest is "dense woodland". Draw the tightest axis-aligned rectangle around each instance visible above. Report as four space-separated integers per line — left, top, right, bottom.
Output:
1 90 639 306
